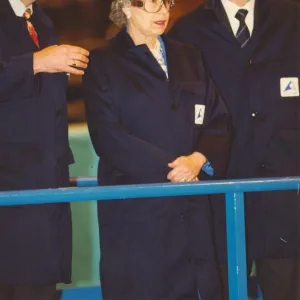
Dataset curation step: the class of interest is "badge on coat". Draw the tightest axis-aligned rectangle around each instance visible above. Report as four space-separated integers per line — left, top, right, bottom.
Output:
280 77 299 97
195 104 205 125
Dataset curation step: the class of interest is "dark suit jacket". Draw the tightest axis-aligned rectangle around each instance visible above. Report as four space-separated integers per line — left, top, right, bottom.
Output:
83 29 231 300
169 0 300 261
0 1 73 284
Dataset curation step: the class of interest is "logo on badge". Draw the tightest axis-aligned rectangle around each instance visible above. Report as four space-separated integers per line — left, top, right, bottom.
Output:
280 77 299 97
195 104 205 125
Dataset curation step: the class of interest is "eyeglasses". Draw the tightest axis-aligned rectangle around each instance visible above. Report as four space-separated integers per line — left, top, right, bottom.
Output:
132 0 175 13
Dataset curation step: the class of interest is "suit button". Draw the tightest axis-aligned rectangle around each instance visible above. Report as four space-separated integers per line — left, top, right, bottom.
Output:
180 213 185 220
188 258 195 264
171 104 177 111
248 60 252 66
252 111 259 118
144 52 150 57
260 163 266 169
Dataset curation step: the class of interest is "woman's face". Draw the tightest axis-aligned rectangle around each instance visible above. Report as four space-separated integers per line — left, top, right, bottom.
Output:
127 0 171 38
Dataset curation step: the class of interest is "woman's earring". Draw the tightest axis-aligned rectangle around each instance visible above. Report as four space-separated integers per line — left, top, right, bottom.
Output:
122 2 132 19
125 9 131 19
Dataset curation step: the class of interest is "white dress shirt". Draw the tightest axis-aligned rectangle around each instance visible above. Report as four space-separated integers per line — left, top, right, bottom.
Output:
8 0 33 17
221 0 255 36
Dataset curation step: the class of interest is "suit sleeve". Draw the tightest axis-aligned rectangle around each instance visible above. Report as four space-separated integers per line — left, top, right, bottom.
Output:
83 53 176 181
0 50 36 101
196 62 232 179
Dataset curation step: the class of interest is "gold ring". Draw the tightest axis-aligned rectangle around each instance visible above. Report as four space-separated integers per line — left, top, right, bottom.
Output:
72 60 76 67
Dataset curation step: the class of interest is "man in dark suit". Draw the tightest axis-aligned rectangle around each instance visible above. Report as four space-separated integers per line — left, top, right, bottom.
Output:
169 0 300 299
0 1 89 299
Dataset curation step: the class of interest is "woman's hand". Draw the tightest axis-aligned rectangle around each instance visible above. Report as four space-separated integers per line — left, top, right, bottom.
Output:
167 152 207 182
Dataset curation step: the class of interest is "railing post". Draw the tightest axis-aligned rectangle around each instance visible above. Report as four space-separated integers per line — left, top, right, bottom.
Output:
225 192 248 300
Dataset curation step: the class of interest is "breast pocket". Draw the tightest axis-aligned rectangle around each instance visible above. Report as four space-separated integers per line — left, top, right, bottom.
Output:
0 97 38 142
253 57 300 127
275 60 300 128
178 82 207 127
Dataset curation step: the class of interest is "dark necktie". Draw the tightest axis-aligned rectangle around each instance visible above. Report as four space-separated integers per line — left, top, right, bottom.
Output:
235 9 250 48
24 9 40 48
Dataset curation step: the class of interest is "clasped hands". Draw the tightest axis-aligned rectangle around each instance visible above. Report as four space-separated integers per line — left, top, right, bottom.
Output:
167 152 207 183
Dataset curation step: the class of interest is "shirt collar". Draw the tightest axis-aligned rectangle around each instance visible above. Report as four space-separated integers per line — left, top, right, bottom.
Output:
8 0 33 17
221 0 255 19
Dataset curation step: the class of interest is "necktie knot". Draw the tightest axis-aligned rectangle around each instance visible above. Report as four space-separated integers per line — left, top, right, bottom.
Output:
23 8 39 48
23 8 32 21
235 9 248 23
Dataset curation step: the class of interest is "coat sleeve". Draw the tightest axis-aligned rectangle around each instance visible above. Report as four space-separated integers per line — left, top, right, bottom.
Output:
82 52 176 181
196 60 232 179
0 50 35 101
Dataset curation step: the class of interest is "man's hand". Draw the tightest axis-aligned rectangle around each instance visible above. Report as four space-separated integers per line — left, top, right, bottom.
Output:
167 152 207 182
33 45 89 75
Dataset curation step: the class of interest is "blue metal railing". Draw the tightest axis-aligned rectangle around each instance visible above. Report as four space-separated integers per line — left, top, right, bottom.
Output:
1 176 300 300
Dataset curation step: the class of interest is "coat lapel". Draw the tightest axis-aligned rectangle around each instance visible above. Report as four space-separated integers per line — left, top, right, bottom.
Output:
248 0 278 54
113 29 168 79
203 0 237 44
0 0 18 25
32 3 57 47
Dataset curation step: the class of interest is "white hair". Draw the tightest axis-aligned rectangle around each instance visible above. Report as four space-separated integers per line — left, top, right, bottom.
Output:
110 0 132 28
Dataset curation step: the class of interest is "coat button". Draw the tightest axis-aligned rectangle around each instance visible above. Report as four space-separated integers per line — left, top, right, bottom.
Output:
260 163 266 169
144 52 150 57
171 104 177 111
252 111 266 121
248 60 252 66
180 213 185 220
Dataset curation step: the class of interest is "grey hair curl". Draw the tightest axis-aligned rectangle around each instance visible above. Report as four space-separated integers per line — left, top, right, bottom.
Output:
110 0 133 28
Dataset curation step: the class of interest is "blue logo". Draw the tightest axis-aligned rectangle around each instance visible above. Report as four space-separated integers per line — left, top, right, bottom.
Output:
284 81 294 92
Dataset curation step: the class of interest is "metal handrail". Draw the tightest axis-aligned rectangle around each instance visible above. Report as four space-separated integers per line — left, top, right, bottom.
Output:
1 176 300 299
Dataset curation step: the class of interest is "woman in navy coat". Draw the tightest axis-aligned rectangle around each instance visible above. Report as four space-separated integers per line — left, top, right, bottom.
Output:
83 0 232 299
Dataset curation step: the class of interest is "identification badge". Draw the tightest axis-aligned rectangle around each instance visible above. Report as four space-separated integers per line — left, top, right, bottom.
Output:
195 104 205 125
280 77 299 97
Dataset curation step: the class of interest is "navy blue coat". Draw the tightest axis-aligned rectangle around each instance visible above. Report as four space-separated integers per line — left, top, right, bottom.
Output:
169 0 300 261
83 29 231 300
0 2 73 284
